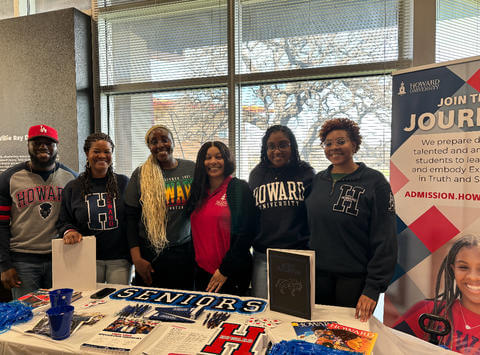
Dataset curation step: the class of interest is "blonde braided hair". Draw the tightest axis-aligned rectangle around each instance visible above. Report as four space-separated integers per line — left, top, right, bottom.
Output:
139 125 174 252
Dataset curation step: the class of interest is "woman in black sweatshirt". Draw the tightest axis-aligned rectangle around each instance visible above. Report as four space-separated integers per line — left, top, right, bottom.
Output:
306 118 397 322
57 133 131 284
249 125 314 299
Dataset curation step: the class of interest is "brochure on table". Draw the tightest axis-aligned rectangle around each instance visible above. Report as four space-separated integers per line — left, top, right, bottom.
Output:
291 321 378 355
17 289 82 313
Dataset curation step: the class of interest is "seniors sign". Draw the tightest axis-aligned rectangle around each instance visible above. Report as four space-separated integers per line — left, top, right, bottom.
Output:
386 57 480 327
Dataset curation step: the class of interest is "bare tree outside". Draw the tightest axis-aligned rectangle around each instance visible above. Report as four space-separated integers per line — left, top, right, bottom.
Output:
140 30 393 178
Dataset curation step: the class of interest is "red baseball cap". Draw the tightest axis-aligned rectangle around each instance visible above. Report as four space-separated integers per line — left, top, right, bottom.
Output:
28 124 59 143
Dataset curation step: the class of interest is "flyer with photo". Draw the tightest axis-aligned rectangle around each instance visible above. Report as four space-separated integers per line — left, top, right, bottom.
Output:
81 317 161 354
292 321 377 355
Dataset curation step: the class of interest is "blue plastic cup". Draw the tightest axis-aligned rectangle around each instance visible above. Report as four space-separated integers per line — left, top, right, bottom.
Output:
46 305 74 340
49 288 73 307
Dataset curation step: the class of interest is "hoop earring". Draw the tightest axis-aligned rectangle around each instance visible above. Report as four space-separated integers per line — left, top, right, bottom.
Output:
86 160 91 169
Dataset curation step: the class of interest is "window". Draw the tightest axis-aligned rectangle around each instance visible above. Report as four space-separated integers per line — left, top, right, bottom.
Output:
436 0 480 63
238 77 392 177
107 89 228 174
0 0 91 20
0 0 14 20
97 0 227 86
239 0 404 73
94 0 412 178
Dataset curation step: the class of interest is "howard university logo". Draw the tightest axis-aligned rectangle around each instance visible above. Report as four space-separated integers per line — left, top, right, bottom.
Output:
85 193 118 230
333 184 365 216
253 181 305 210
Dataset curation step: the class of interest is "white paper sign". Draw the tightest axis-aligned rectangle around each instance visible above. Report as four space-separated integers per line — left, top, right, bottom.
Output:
52 236 96 290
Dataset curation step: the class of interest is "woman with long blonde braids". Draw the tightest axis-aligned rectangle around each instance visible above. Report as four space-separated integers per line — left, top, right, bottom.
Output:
125 125 195 290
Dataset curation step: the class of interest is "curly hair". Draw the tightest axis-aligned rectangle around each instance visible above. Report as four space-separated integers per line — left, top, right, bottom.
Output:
430 234 480 340
318 118 362 153
185 141 234 215
80 132 118 199
139 125 175 252
259 125 300 167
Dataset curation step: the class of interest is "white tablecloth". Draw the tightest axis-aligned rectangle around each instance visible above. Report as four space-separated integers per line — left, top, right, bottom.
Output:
0 285 456 355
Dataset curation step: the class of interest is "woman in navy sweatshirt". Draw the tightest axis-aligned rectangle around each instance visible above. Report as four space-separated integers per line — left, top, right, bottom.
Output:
57 133 131 284
249 125 315 299
306 118 397 322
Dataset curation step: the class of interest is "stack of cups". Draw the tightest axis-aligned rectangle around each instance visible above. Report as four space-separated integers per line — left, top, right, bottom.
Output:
46 288 74 340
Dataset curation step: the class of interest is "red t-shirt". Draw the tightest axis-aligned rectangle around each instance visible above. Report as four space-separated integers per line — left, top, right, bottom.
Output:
190 176 232 275
393 299 480 354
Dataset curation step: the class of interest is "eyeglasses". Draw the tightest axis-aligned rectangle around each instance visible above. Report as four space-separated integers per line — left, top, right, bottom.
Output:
267 141 291 151
321 137 349 149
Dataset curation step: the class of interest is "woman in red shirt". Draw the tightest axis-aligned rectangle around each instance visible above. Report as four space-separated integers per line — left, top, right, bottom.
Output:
185 141 257 296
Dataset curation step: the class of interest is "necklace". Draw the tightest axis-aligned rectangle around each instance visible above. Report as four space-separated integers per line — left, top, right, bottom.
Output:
459 302 480 330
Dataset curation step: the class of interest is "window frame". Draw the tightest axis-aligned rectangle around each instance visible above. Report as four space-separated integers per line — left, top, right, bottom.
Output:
92 0 431 173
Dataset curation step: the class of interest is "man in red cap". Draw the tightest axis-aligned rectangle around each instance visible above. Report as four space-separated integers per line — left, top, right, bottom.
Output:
0 124 77 298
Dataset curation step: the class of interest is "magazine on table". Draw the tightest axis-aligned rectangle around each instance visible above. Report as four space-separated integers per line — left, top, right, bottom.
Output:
17 289 50 309
292 321 377 355
291 321 338 342
81 317 162 354
17 289 82 310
